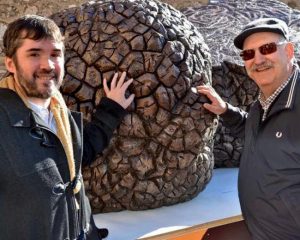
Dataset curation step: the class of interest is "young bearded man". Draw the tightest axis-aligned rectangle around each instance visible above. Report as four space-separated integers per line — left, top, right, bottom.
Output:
0 15 134 240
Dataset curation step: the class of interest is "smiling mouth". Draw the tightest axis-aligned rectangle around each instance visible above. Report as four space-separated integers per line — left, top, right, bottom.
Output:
252 62 273 73
35 74 57 83
255 67 272 72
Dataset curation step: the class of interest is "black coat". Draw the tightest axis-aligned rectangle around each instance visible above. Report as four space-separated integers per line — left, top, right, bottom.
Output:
0 89 127 240
222 71 300 239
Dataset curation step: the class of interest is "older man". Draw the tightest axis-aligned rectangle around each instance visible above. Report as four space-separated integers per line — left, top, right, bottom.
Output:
197 18 300 239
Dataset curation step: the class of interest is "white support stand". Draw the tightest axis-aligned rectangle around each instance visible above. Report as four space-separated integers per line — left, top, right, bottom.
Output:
93 168 242 240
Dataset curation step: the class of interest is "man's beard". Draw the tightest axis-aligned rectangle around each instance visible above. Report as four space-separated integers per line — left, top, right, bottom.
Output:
14 60 63 99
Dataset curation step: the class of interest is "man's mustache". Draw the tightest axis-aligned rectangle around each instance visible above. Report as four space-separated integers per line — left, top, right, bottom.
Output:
250 61 273 72
34 70 57 79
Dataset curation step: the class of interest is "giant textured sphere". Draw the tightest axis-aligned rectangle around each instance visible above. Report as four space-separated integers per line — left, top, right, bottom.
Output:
51 0 218 213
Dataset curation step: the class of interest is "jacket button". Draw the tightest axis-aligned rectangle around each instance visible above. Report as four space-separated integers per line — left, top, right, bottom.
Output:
276 131 283 138
52 183 65 195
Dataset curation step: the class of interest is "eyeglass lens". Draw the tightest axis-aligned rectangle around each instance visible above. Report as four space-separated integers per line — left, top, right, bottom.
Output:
240 42 278 61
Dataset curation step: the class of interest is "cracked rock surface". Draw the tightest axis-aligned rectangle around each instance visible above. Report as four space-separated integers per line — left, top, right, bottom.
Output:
51 0 217 212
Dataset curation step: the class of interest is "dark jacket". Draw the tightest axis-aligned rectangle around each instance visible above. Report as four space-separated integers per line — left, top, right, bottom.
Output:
222 70 300 240
0 89 127 240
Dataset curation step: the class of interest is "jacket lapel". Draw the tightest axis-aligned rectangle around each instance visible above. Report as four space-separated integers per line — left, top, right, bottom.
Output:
0 89 31 128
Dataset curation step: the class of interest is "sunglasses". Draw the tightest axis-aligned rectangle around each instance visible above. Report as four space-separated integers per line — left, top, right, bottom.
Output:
240 42 286 61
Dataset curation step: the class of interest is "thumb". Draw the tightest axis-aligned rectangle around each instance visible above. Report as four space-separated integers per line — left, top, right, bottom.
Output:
123 94 135 109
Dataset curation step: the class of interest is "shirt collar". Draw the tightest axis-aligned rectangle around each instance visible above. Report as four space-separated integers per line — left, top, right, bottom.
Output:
258 65 297 121
28 100 57 133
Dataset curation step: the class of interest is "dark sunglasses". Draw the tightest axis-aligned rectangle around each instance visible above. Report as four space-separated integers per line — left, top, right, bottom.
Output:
240 42 286 61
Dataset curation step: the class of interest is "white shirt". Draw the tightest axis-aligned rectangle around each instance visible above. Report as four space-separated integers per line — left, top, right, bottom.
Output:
28 101 57 134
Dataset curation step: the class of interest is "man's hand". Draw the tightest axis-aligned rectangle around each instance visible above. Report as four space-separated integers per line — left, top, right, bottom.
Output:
196 85 227 115
103 72 135 109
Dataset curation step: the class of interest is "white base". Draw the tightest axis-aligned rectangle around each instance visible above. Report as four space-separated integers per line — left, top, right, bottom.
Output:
93 168 241 240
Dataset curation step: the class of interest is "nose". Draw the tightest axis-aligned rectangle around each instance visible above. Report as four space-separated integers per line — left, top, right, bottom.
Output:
40 56 55 70
252 50 265 65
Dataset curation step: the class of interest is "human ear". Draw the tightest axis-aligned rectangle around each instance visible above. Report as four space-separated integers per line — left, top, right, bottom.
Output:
4 56 16 74
285 42 295 61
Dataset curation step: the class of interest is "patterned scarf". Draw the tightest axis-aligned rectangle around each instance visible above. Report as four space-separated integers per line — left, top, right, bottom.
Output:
0 74 81 194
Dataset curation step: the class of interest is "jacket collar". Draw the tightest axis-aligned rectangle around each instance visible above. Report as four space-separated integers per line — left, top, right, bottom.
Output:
0 88 32 128
266 67 299 118
0 88 82 130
